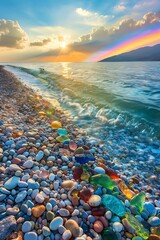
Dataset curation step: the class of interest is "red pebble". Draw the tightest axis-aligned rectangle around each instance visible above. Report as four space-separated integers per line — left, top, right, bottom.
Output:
17 147 26 154
73 167 83 180
91 207 106 216
79 188 92 203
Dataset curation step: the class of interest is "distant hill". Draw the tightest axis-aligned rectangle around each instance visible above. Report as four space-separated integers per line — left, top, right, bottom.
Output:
100 44 160 62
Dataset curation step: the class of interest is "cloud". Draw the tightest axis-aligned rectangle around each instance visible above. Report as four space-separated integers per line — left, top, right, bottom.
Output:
76 8 91 17
114 4 126 11
0 19 27 48
75 7 108 26
20 11 160 62
30 38 51 47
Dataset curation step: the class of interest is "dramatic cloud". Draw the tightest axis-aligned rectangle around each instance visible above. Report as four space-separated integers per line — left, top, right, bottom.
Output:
30 38 51 47
72 11 160 53
0 19 27 48
75 7 108 26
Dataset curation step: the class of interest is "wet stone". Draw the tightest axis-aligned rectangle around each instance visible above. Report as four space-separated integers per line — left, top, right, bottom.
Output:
130 192 145 212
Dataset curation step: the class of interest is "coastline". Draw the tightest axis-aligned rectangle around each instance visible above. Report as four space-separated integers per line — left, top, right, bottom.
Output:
0 66 160 240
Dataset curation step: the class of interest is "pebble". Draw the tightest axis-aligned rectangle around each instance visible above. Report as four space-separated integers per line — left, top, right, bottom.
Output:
35 151 44 161
113 222 123 232
35 193 45 203
88 195 101 207
65 219 81 237
15 190 27 203
105 211 112 220
23 160 34 168
59 208 70 217
24 232 37 240
94 167 105 174
148 217 160 226
42 226 51 237
46 211 54 221
4 176 20 190
22 221 32 233
6 207 19 215
50 217 63 231
62 230 72 240
93 220 104 233
144 202 157 216
62 180 75 190
32 205 45 218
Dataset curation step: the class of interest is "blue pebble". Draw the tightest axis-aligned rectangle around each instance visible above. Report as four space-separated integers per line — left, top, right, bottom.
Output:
144 202 157 216
148 216 160 226
49 198 57 207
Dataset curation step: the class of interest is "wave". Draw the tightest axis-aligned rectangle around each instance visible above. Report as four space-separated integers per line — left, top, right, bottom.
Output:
6 65 160 138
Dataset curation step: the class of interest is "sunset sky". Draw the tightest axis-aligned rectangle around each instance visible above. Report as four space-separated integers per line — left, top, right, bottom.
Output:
0 0 160 62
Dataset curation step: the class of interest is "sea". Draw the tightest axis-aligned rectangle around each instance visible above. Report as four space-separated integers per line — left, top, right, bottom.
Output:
3 62 160 142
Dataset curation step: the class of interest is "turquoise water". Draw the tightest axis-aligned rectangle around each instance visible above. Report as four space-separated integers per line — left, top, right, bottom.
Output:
4 62 160 139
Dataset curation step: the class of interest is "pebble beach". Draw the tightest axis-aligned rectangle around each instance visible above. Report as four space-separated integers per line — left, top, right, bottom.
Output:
0 65 160 240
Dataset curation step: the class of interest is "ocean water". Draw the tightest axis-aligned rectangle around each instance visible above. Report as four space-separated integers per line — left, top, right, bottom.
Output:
3 62 160 141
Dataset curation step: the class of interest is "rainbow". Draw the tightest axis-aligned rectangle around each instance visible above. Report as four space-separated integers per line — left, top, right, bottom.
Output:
86 23 160 62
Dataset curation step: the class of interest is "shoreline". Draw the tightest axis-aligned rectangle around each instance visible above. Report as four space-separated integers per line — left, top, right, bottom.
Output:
0 66 160 240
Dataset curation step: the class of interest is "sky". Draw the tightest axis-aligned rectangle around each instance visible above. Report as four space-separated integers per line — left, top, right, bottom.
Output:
0 0 160 62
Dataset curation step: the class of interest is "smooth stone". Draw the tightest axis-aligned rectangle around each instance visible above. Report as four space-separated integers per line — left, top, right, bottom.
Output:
50 217 63 231
28 179 40 189
62 230 72 240
94 167 105 174
35 151 44 161
51 121 62 128
23 160 34 168
148 217 160 227
47 156 56 161
4 176 20 190
15 190 27 203
88 195 101 207
35 193 45 203
49 173 55 181
62 180 75 190
0 205 6 213
22 221 32 233
46 203 52 211
105 211 112 220
102 194 126 217
59 208 70 217
6 207 19 216
0 187 10 195
0 216 17 240
0 194 6 201
46 211 54 221
42 226 51 237
144 202 157 216
93 220 104 233
113 222 123 232
9 164 22 171
18 181 28 188
24 232 37 240
32 205 45 218
65 219 81 237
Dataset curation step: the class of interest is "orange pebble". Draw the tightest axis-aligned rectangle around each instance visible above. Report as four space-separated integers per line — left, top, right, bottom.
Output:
93 220 104 233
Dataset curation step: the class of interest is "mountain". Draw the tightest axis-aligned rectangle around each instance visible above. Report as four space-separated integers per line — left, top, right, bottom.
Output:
100 44 160 62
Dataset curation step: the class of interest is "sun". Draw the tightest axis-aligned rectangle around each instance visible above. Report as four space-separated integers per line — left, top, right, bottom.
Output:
58 36 67 49
60 41 67 49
